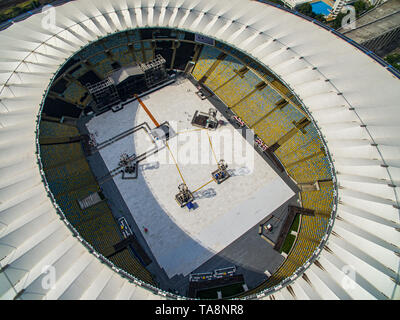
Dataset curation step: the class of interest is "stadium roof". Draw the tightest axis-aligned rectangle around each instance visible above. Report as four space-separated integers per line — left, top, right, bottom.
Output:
0 0 399 300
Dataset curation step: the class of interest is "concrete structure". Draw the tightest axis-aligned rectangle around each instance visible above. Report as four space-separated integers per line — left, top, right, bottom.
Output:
340 0 400 55
330 0 385 19
0 0 399 300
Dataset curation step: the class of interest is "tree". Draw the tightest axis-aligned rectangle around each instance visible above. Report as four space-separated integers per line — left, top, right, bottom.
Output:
332 11 349 29
297 3 314 17
353 0 367 16
0 13 6 24
267 0 286 6
314 13 326 23
385 53 400 71
295 2 326 22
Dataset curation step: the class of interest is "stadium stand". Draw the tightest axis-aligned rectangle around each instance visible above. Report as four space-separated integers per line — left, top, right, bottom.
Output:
29 28 337 295
39 121 79 138
102 33 127 49
40 143 85 169
62 82 87 105
111 46 134 66
192 45 221 81
44 159 97 196
78 42 106 61
39 123 154 285
192 45 335 294
95 58 115 78
69 64 89 79
109 249 155 285
37 37 336 293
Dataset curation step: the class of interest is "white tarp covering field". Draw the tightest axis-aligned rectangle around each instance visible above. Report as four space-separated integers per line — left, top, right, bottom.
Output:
86 79 294 278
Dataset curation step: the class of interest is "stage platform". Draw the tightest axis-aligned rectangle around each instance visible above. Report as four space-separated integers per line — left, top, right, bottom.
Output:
86 78 294 278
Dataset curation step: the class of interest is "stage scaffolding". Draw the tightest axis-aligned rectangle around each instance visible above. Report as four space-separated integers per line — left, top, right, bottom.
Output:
140 54 168 88
86 77 120 112
86 55 168 112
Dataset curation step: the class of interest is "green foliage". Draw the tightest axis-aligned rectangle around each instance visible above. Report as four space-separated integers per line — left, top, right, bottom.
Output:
353 0 367 16
267 0 286 6
290 214 300 233
385 53 400 71
332 11 349 29
314 13 326 22
296 2 326 23
280 234 296 254
332 0 371 29
279 215 300 254
297 2 314 17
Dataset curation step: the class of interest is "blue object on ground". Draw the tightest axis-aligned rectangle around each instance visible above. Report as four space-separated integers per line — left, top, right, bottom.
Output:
311 1 332 15
187 202 194 210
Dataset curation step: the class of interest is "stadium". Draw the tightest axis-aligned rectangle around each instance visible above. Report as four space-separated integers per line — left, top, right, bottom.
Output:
0 0 399 300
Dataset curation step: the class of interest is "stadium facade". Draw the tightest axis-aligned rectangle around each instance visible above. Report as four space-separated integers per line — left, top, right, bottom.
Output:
0 0 399 300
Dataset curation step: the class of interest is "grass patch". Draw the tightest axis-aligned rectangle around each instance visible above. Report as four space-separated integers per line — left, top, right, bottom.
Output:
196 282 245 299
277 214 300 254
290 214 300 233
0 0 41 24
280 234 296 254
385 53 400 72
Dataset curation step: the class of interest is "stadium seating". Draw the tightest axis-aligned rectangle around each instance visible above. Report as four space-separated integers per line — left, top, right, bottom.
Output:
253 108 296 146
126 29 141 43
79 42 105 60
144 49 154 62
40 143 85 169
56 183 100 225
39 121 79 138
102 33 127 49
233 86 281 125
203 55 244 90
214 73 254 107
39 121 154 285
62 82 87 105
301 181 334 219
77 203 121 253
44 158 97 196
87 52 108 66
109 249 155 285
275 124 323 164
192 45 335 294
39 36 335 294
95 58 114 78
110 46 134 66
191 45 221 81
70 65 89 79
287 154 332 184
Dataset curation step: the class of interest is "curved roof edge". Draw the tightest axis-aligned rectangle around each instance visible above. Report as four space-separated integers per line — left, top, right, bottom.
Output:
0 0 399 300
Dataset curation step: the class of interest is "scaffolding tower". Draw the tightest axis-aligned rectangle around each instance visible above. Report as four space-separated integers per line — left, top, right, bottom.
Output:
139 54 168 88
86 77 120 111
